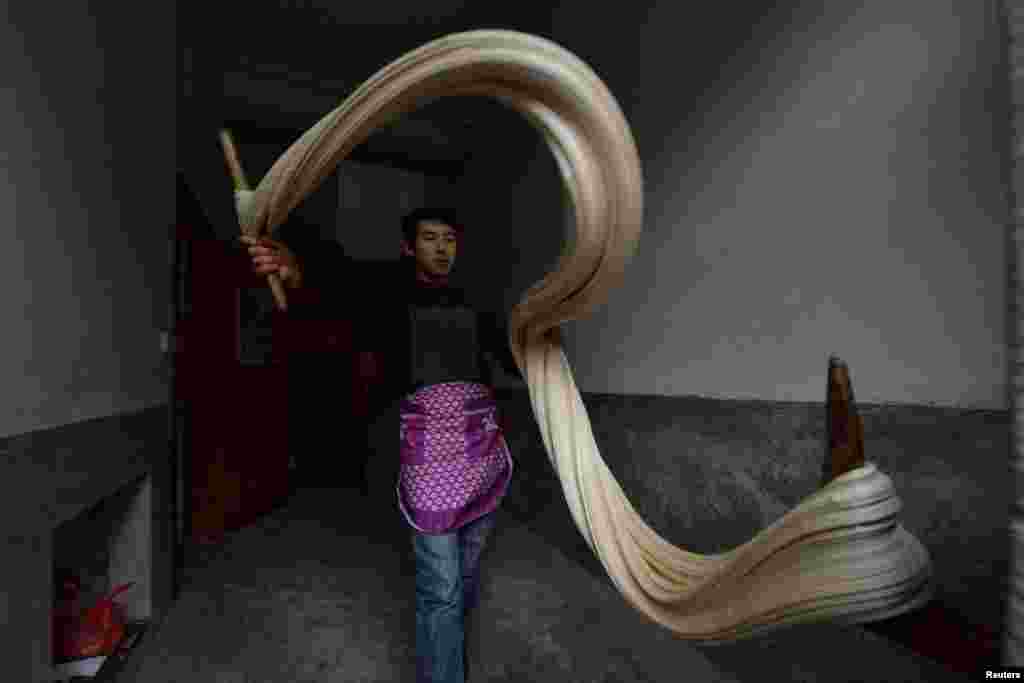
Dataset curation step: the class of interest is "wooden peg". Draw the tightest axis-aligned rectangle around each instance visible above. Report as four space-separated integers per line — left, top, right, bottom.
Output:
823 355 865 485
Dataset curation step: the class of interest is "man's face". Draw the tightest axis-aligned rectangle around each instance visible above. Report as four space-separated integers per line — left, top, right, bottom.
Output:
402 220 458 277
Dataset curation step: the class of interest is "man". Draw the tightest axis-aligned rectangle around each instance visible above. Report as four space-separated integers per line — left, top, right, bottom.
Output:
242 207 521 683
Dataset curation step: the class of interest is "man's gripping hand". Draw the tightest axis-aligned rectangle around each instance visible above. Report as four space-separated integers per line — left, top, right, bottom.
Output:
240 236 303 290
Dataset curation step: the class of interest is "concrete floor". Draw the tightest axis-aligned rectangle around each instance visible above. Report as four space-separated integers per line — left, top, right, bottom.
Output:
124 477 971 683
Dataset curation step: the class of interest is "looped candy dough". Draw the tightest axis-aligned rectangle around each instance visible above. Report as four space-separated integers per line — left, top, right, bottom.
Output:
236 29 931 642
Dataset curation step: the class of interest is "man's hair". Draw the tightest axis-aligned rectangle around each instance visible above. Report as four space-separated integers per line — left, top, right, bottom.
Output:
400 208 464 245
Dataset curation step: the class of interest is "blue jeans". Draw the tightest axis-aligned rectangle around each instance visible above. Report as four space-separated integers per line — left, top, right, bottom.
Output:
412 509 498 683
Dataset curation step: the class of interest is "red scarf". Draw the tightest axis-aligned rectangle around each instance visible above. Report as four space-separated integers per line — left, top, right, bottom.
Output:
414 270 450 289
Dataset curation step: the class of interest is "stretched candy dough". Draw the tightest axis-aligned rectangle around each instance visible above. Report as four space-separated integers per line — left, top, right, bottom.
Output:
236 29 932 643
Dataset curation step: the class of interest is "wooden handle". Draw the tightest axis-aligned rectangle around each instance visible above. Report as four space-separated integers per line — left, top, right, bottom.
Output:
824 355 865 484
219 128 289 312
219 129 250 191
267 274 288 312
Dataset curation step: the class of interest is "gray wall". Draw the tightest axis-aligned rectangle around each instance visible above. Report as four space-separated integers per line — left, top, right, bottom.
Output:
456 1 1011 409
3 4 174 439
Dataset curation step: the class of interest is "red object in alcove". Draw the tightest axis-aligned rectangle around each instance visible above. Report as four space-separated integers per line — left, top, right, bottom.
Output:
175 224 292 543
54 582 134 659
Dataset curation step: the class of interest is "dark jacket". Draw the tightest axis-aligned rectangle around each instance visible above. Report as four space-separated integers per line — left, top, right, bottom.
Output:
282 233 521 413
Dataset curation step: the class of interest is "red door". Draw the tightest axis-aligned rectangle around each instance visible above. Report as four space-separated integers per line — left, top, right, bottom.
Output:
175 223 291 543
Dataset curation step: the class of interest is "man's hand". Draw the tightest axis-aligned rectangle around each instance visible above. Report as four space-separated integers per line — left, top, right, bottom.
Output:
240 236 303 290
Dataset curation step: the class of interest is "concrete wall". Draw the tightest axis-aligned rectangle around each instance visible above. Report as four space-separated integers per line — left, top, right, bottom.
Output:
2 3 175 439
456 0 1010 409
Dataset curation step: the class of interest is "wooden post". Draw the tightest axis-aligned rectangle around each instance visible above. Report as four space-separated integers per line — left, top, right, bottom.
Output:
823 355 866 485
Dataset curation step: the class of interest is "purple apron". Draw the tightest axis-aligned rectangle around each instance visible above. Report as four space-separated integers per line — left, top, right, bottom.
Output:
397 381 514 534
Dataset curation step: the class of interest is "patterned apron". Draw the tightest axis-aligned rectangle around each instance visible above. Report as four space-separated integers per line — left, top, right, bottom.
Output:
397 381 514 534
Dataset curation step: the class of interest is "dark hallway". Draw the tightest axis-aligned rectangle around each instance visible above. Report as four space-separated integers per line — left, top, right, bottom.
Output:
122 479 969 683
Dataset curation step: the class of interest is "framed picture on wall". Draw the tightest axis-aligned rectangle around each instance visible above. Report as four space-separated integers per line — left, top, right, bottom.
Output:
237 285 276 366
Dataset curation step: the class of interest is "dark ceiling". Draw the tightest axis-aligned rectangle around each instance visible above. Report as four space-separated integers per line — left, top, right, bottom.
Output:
179 3 560 174
177 2 802 233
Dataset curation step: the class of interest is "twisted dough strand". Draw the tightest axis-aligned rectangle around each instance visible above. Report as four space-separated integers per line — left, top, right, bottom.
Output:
235 29 932 643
